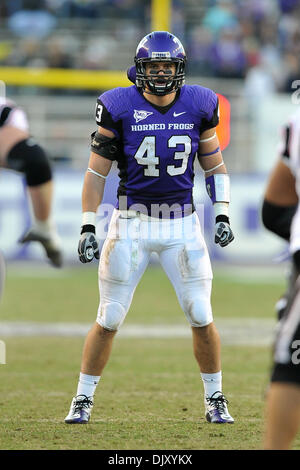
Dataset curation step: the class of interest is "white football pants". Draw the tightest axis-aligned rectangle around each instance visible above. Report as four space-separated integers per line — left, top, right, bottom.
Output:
97 209 213 330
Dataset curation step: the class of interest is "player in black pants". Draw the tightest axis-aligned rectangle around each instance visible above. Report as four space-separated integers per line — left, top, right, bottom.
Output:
262 118 300 449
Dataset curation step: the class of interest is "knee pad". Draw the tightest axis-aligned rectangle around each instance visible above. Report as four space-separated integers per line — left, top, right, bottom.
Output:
262 200 297 241
184 298 213 327
6 138 52 187
96 301 126 331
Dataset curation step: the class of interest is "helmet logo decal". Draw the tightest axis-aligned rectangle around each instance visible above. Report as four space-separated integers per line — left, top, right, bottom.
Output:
151 52 171 59
134 109 154 123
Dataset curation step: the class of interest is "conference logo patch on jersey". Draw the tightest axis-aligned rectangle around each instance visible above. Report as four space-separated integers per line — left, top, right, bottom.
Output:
134 109 153 123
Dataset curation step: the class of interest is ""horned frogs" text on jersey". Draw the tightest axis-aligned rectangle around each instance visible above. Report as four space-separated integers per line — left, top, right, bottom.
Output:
95 84 219 216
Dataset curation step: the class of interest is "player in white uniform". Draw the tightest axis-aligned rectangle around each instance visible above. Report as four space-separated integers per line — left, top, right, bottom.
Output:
0 97 62 267
262 109 300 449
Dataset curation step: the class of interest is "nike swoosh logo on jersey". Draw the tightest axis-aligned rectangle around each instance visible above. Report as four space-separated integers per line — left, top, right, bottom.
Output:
173 112 186 117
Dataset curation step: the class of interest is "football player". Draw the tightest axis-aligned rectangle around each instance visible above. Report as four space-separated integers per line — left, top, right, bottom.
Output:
263 110 300 449
65 31 234 424
0 97 62 267
262 121 298 319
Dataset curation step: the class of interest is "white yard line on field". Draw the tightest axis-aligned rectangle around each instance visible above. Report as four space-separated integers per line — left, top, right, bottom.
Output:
0 318 276 345
6 263 287 283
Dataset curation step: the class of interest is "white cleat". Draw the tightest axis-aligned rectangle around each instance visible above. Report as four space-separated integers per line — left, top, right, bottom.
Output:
64 395 93 424
205 391 234 424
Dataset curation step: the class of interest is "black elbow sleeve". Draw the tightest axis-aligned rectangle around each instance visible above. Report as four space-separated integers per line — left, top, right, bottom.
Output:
6 138 52 187
90 131 119 160
262 199 297 241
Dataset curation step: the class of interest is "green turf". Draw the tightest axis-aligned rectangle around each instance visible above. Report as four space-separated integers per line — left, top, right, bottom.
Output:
0 265 296 450
2 337 296 450
1 265 285 323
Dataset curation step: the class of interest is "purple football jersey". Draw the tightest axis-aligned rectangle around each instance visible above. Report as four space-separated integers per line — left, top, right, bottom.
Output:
95 85 219 217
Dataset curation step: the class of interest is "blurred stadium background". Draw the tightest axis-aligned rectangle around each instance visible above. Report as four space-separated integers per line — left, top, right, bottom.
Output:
2 0 300 451
0 0 299 265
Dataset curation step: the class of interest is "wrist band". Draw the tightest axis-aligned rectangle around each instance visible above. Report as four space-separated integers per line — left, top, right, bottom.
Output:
82 211 96 226
213 202 229 218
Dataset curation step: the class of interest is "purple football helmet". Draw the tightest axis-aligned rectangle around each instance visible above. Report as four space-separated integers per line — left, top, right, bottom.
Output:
134 31 186 96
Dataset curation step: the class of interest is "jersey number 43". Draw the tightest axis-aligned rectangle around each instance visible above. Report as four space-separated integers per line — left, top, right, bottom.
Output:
134 135 192 177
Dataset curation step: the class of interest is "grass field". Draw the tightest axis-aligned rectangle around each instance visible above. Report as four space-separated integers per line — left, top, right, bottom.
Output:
1 263 300 450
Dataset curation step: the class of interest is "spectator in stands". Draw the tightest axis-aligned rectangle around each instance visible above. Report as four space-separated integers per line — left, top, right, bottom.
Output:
208 26 247 79
7 0 57 38
46 38 73 69
202 0 239 37
57 0 100 19
280 51 300 92
186 26 213 75
0 0 300 91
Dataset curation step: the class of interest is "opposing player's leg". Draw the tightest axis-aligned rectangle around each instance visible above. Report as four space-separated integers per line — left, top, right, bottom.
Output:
3 133 62 267
20 180 62 268
158 212 234 423
65 211 151 423
264 382 300 449
263 276 300 448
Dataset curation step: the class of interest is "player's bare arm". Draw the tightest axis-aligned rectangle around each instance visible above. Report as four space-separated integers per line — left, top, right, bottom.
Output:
82 127 113 213
79 126 114 263
262 154 298 242
264 159 298 206
198 128 227 176
198 127 234 248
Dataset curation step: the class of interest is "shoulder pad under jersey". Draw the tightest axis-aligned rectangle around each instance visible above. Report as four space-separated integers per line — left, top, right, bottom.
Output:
98 86 135 122
183 85 219 125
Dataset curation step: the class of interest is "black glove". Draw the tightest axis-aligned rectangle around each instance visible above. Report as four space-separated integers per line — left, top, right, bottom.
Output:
78 225 99 263
215 216 234 248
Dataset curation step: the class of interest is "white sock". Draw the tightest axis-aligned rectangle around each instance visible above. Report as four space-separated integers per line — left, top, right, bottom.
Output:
201 371 222 398
33 218 54 234
76 373 100 399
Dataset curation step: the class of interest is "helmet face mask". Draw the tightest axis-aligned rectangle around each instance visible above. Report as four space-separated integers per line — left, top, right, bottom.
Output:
134 31 186 96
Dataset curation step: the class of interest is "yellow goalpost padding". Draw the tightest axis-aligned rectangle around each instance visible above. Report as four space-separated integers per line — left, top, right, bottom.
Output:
0 1 172 90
